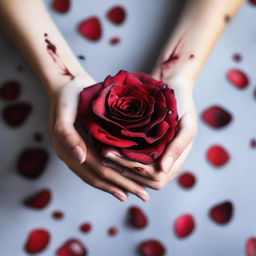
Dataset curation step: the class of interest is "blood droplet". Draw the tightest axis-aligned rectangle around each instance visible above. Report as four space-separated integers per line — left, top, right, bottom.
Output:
17 148 49 179
174 214 195 238
128 206 148 229
250 139 256 148
178 172 196 189
227 69 249 89
207 145 230 167
0 80 21 101
24 229 50 254
209 201 233 224
52 210 64 220
246 238 256 256
78 17 102 41
52 0 70 13
23 189 51 209
108 227 118 236
110 37 120 45
202 105 232 128
57 239 87 256
233 53 242 62
107 6 126 25
2 102 32 127
80 222 92 233
139 240 166 256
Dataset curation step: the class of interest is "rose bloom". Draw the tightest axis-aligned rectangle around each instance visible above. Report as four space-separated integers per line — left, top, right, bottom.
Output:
77 70 178 164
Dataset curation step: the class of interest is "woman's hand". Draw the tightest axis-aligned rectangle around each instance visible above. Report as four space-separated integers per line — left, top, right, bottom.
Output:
103 76 197 190
49 77 150 202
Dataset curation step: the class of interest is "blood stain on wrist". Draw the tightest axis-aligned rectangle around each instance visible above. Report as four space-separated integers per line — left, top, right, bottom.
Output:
44 33 75 80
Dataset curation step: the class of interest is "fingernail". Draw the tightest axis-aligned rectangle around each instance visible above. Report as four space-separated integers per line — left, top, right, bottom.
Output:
138 190 149 202
105 152 117 160
72 145 85 164
162 156 174 173
113 192 127 202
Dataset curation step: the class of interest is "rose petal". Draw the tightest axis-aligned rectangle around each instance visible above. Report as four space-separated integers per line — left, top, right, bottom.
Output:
104 70 128 87
128 206 148 229
80 223 92 233
246 238 256 256
52 0 70 13
209 201 233 224
2 102 32 127
0 80 21 101
133 72 164 88
24 229 50 254
107 6 126 25
57 239 87 256
23 189 51 209
202 105 232 128
125 73 143 87
175 214 195 238
109 37 120 45
227 68 249 89
139 240 166 256
108 227 119 236
78 17 102 41
17 148 49 179
207 145 230 167
177 172 196 189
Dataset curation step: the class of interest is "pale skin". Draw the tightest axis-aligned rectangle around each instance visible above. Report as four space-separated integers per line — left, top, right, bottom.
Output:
0 0 244 201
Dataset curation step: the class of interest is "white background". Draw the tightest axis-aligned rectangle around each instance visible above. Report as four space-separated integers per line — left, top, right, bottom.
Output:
0 0 256 255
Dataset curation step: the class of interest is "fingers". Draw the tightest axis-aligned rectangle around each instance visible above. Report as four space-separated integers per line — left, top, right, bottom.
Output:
159 112 197 173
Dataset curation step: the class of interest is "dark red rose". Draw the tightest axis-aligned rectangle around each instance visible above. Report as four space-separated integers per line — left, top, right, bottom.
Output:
77 70 178 164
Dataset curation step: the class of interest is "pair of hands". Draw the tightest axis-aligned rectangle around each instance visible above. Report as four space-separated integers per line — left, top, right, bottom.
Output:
49 73 197 202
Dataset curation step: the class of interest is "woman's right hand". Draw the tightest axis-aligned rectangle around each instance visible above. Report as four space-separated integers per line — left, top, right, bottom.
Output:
48 77 149 202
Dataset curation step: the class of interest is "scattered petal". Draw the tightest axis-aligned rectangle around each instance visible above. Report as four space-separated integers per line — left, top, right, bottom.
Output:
23 189 51 209
109 37 120 45
52 210 64 220
107 6 126 25
209 201 233 224
128 206 148 229
178 172 196 189
0 80 21 101
52 0 70 13
78 17 102 41
139 240 166 256
207 145 230 167
108 227 118 236
174 214 195 238
227 69 249 89
80 223 92 233
246 238 256 256
57 239 87 256
24 229 50 254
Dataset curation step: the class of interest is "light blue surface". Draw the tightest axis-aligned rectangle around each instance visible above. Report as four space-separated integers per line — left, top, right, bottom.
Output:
0 1 256 255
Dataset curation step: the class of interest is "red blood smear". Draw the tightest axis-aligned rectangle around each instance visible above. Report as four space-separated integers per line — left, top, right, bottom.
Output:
249 0 256 5
107 6 126 25
23 189 51 209
17 148 49 179
2 102 32 127
78 17 102 41
233 53 242 62
110 37 120 45
24 229 50 254
246 238 256 256
207 145 230 167
80 222 92 233
33 132 43 142
227 69 249 89
52 0 70 13
52 210 64 220
209 201 233 224
251 139 256 148
202 105 232 128
178 172 196 189
108 227 118 236
57 239 87 256
128 206 148 229
0 80 21 101
139 240 166 256
175 214 195 238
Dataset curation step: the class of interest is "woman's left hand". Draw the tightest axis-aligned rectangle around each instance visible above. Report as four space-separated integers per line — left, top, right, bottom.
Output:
103 76 198 190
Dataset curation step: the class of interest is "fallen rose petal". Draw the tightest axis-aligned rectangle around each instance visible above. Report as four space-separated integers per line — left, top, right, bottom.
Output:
178 172 196 189
209 201 233 224
24 229 50 254
139 240 166 256
2 102 32 127
23 189 51 209
175 214 195 238
80 222 92 233
207 145 230 167
227 68 249 89
57 239 87 256
78 17 102 41
128 206 148 229
107 6 126 25
52 0 70 13
246 238 256 256
108 227 118 236
0 80 21 101
202 105 232 128
17 148 49 179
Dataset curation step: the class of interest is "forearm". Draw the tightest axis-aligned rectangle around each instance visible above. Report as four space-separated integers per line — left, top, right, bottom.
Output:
154 0 244 89
0 0 93 98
